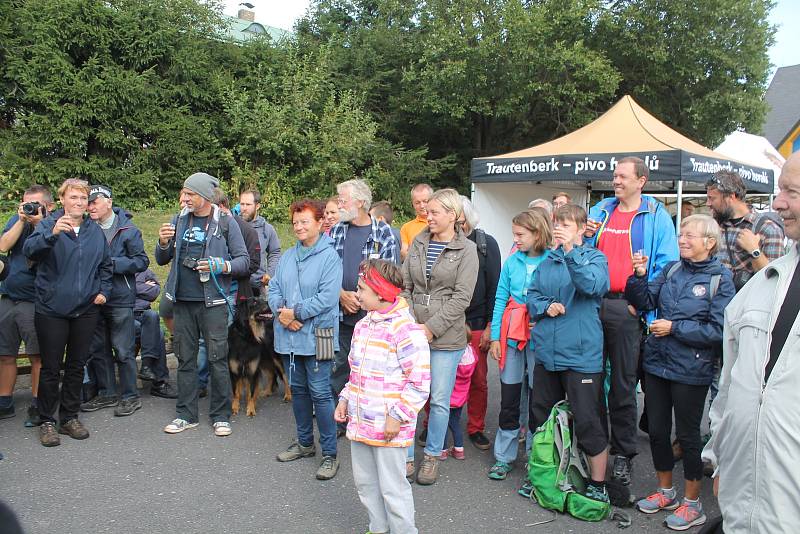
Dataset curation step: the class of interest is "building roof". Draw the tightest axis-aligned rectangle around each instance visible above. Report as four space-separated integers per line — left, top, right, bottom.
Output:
220 14 292 43
763 64 800 147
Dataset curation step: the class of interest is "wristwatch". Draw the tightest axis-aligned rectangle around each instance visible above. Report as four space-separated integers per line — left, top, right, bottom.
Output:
750 248 762 259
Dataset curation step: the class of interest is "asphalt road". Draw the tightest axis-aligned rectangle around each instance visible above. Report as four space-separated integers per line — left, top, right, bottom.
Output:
0 363 718 534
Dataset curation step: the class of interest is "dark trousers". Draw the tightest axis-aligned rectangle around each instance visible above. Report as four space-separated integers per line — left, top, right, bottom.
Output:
173 301 231 423
530 364 608 457
89 306 139 400
645 372 709 481
447 406 464 448
35 309 99 424
600 298 642 457
135 310 169 382
331 321 355 399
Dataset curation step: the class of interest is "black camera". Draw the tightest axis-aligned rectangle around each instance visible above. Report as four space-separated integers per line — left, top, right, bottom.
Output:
182 257 199 270
22 201 44 217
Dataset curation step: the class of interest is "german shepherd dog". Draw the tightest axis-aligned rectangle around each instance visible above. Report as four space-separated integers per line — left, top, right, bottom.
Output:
228 297 291 416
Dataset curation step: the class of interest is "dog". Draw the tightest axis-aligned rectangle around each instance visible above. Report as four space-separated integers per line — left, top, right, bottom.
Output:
228 297 291 417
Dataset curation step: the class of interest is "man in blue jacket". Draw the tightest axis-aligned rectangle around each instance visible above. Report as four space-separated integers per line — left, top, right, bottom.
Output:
81 185 150 418
156 172 250 437
585 156 679 494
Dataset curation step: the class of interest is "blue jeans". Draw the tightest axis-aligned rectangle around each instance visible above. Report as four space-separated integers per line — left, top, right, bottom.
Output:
424 348 464 457
90 306 139 400
135 310 169 382
447 406 464 449
493 345 535 464
282 354 337 457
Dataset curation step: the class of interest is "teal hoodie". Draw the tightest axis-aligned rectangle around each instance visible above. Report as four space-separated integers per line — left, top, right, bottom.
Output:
490 249 549 342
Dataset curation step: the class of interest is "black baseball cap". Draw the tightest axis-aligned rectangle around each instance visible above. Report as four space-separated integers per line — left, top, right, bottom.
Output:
88 185 112 202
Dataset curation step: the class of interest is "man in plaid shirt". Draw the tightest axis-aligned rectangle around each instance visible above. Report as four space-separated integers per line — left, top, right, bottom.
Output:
329 179 399 433
706 170 786 292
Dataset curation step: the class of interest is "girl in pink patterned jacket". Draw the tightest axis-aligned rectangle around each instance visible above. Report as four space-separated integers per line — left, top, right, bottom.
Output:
335 259 431 534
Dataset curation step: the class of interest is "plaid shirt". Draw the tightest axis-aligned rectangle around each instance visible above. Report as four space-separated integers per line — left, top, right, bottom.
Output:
717 211 785 275
329 216 400 266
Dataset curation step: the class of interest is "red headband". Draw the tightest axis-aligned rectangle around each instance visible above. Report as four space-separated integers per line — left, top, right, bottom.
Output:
359 266 402 303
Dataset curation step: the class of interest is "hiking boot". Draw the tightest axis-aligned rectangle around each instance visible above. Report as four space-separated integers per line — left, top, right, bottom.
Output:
164 418 199 433
24 405 43 427
0 402 15 420
416 454 439 485
114 397 142 417
137 364 157 381
416 428 428 446
80 395 118 412
316 455 339 480
39 422 60 447
672 439 683 461
611 455 632 486
488 461 513 480
637 489 679 514
468 431 491 450
406 461 415 482
150 381 178 399
59 419 89 440
213 421 232 437
665 500 706 531
277 442 316 462
584 483 610 503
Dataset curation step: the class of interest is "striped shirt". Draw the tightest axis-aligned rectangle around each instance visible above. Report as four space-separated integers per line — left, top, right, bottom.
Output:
426 241 447 279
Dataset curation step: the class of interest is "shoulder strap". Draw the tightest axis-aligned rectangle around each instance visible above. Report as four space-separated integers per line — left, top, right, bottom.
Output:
475 229 487 257
665 261 681 279
709 274 721 299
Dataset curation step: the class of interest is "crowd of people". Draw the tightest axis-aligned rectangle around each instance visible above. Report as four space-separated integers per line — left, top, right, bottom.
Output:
2 152 800 534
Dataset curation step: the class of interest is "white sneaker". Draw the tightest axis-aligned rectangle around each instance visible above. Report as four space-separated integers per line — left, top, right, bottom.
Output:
213 421 232 437
164 418 199 434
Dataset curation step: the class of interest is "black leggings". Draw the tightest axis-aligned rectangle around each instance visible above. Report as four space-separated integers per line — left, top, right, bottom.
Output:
645 372 709 481
35 310 99 424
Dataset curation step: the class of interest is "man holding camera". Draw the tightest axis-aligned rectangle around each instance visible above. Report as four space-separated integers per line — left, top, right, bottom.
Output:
156 172 249 437
81 185 150 417
0 185 55 425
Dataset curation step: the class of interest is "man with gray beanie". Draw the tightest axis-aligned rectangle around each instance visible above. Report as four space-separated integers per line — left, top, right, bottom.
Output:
155 172 250 437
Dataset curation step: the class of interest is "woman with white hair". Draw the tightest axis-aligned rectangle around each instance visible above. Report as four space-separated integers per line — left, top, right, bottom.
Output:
401 188 479 485
625 214 735 530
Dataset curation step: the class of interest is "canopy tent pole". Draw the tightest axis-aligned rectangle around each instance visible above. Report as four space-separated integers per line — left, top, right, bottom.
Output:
675 179 684 234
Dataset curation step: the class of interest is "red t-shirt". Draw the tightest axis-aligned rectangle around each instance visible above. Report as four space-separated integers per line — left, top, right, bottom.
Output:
598 208 638 292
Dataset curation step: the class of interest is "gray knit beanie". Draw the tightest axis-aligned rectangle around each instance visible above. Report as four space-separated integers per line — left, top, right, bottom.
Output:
183 172 220 201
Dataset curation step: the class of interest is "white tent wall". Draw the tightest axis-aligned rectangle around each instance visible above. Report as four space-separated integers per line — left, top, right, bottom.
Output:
471 181 588 258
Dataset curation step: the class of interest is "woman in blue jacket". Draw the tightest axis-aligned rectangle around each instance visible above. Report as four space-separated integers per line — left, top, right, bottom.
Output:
526 204 610 502
268 199 343 481
625 214 734 531
23 179 113 447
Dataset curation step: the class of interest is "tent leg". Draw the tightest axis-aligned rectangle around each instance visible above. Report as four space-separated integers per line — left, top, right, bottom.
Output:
676 180 684 234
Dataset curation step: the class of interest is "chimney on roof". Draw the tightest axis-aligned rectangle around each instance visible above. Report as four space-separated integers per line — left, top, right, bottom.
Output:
237 8 255 21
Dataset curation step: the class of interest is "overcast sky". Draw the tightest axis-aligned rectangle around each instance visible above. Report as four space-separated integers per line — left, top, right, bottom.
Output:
223 0 798 70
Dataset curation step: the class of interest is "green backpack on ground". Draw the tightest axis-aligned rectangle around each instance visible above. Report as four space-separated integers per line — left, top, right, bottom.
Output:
527 400 610 522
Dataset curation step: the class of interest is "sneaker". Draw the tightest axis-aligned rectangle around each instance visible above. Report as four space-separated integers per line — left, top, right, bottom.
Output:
80 395 118 412
164 418 199 434
488 461 513 480
450 446 465 460
24 405 43 427
316 455 339 480
665 500 707 531
213 421 232 437
518 480 534 499
584 483 610 503
150 381 178 399
406 461 415 481
0 402 15 420
114 397 142 417
39 422 60 447
416 428 428 446
611 455 632 486
137 364 157 381
198 387 208 398
439 449 448 461
58 418 89 440
277 441 316 462
468 431 491 450
416 454 439 485
637 489 679 514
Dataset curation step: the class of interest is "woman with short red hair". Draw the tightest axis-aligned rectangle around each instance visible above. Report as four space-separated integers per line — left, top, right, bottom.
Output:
268 199 344 481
